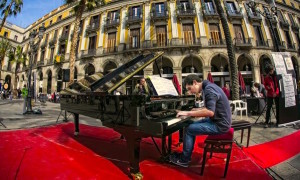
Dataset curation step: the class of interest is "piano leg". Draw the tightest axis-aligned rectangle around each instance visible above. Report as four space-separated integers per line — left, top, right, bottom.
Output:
126 135 143 179
74 113 79 136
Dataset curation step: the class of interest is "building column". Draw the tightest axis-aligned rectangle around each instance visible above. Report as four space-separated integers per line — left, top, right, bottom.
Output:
195 1 207 46
170 2 178 39
261 16 272 47
119 7 127 51
98 12 106 53
42 76 47 94
253 65 260 83
144 2 151 41
203 66 211 81
80 18 89 51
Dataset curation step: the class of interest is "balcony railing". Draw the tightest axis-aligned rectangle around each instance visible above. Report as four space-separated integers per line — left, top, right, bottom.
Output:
234 38 252 48
279 20 290 29
226 9 243 20
256 40 269 47
37 60 44 67
126 14 143 26
86 23 100 34
202 8 219 19
59 33 69 43
247 11 262 22
291 23 299 31
46 59 53 65
81 49 96 58
150 11 169 22
103 46 117 54
208 39 226 46
48 38 57 47
287 43 296 50
141 38 201 48
278 41 286 50
176 8 196 19
104 19 120 30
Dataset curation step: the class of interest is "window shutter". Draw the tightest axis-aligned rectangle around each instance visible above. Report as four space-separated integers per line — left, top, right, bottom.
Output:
164 1 168 12
129 7 132 17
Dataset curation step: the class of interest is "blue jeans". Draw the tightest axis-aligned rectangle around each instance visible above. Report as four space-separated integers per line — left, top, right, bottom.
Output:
182 118 222 161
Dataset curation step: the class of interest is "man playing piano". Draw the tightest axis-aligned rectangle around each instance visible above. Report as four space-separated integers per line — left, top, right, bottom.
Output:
169 74 232 167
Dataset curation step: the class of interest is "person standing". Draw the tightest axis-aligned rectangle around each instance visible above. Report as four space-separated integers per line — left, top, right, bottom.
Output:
264 65 279 128
222 83 231 100
169 74 231 167
133 78 150 96
22 85 28 114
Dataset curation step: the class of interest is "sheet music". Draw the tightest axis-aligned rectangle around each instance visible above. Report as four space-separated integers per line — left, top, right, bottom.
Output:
148 76 179 96
284 57 294 71
272 53 287 75
282 74 296 107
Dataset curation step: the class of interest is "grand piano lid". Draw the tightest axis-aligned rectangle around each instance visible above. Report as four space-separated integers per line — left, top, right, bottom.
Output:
90 51 164 93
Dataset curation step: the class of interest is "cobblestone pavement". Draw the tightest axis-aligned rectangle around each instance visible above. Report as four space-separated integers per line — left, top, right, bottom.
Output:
0 99 299 179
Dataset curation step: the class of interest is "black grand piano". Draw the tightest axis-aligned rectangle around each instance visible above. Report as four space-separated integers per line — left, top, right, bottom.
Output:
60 52 195 178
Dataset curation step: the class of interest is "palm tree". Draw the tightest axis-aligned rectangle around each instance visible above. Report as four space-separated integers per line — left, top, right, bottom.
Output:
214 0 239 100
0 38 12 84
63 0 103 84
0 0 23 32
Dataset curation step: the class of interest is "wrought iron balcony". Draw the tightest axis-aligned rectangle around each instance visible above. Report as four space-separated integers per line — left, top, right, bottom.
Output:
208 39 226 47
126 14 143 26
287 43 296 50
37 60 44 67
291 23 299 31
86 23 100 34
46 59 53 65
226 9 243 21
278 41 286 50
279 20 290 29
247 11 262 23
176 8 196 20
150 11 169 22
59 33 69 43
125 43 140 50
81 49 96 58
256 40 269 47
103 46 117 54
104 19 120 30
141 38 201 49
202 9 219 21
234 38 252 48
48 38 57 47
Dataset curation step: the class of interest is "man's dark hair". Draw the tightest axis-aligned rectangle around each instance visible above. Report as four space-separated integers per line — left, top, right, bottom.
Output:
184 74 202 87
254 82 260 87
265 64 274 74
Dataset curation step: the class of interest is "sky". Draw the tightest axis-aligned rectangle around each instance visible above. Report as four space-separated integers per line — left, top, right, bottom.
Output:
6 0 65 28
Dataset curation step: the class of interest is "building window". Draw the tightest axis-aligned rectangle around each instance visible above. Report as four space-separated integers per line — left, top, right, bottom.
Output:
59 44 66 54
108 10 119 22
107 32 116 52
4 31 8 37
253 25 264 45
132 6 141 17
130 29 140 49
277 11 285 22
284 30 293 48
156 26 167 47
90 15 99 26
57 15 62 22
291 2 295 8
88 36 96 50
50 20 52 25
40 50 45 62
23 36 26 40
226 1 238 14
204 0 215 13
50 47 55 61
233 24 245 43
155 2 165 15
288 14 295 25
182 24 194 45
179 1 190 11
14 35 18 41
209 23 222 44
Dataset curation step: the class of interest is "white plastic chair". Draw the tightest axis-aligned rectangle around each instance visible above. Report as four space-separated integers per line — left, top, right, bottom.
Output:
232 100 247 120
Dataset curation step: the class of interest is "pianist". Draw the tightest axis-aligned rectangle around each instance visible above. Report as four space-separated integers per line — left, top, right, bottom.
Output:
133 77 150 96
169 74 231 167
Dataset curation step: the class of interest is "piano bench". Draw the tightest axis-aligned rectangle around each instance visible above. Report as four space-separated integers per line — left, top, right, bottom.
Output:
201 128 234 178
231 120 251 148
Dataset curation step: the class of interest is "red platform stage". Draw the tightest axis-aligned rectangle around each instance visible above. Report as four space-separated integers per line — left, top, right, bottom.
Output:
0 123 271 179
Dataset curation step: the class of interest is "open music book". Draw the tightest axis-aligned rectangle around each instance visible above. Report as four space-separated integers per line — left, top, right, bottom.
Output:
146 76 179 96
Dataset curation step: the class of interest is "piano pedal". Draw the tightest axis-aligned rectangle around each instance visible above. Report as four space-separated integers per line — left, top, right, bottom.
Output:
131 172 143 180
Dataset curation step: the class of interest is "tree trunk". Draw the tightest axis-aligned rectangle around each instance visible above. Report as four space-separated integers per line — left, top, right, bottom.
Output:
69 0 86 84
0 2 13 32
214 0 239 100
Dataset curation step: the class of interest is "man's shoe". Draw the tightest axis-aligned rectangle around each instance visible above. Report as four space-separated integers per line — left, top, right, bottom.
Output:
169 153 189 168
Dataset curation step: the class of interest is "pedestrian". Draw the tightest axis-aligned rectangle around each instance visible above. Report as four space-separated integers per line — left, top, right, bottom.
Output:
264 65 279 128
22 85 28 114
169 74 231 167
254 82 267 98
9 90 12 100
133 78 150 96
53 91 56 103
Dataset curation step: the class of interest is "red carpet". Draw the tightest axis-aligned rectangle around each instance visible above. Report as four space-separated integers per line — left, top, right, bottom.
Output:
0 123 271 179
244 130 300 168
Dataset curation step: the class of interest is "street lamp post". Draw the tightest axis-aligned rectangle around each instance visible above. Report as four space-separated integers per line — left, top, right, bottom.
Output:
246 0 280 52
25 24 46 114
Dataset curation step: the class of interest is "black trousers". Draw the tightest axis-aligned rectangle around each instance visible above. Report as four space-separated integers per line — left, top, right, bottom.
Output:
265 97 279 125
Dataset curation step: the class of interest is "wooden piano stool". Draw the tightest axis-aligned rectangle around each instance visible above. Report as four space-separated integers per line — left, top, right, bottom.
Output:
231 120 251 147
201 128 234 178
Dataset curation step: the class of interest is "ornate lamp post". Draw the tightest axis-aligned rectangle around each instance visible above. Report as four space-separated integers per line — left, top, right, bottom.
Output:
25 24 46 114
246 0 280 52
